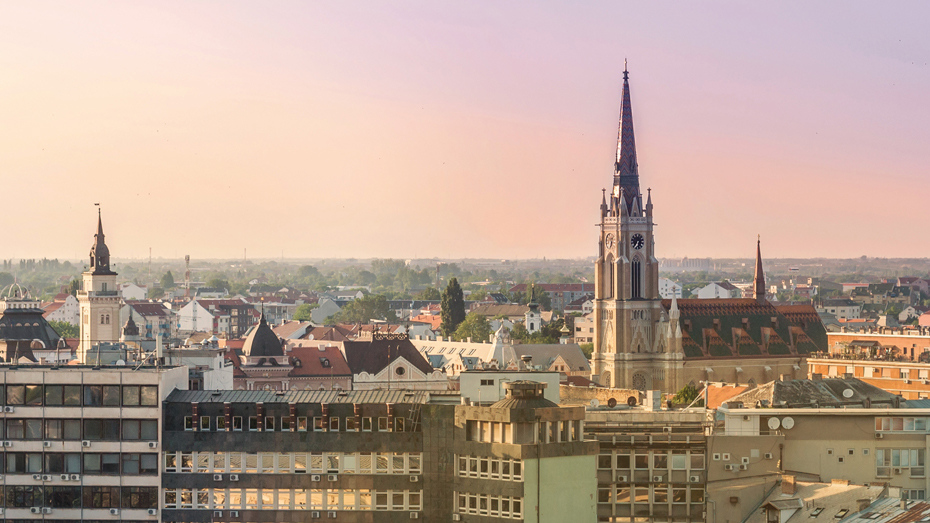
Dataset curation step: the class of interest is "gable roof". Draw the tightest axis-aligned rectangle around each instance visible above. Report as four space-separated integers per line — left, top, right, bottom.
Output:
471 304 530 317
342 336 435 376
286 345 352 377
125 301 170 317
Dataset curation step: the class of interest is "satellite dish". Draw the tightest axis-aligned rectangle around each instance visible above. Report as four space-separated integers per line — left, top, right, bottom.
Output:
590 399 600 408
607 398 618 408
842 388 854 399
767 417 781 430
781 416 795 430
115 360 126 366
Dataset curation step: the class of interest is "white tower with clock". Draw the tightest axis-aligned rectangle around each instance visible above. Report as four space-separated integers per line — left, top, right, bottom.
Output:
592 65 683 391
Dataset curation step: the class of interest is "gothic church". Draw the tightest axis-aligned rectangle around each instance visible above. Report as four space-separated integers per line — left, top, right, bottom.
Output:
591 66 827 393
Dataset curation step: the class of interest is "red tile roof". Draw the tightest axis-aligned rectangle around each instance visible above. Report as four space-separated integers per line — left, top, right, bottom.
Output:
287 345 352 377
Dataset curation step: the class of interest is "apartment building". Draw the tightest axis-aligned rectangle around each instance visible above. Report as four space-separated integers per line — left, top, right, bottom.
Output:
0 364 187 521
161 380 598 522
708 402 930 523
585 407 710 523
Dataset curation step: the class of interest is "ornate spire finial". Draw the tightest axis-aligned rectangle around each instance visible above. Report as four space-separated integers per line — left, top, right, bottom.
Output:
753 235 766 304
623 58 628 79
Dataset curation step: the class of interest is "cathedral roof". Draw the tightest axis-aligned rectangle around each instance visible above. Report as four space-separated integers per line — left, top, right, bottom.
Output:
662 299 827 360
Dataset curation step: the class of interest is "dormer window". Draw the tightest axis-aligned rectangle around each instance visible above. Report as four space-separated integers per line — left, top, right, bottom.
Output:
319 358 330 368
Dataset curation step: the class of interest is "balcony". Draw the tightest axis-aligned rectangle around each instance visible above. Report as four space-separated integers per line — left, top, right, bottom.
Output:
77 290 120 297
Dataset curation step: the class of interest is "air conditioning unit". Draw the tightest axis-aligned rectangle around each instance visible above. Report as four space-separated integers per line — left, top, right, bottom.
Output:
148 508 158 515
81 440 91 447
214 474 223 481
722 453 730 461
229 511 239 517
875 433 884 439
663 427 672 433
2 441 11 447
4 406 15 413
42 475 52 481
41 507 52 514
109 508 120 515
30 507 41 514
60 474 69 480
409 476 419 482
43 441 52 448
904 380 911 384
894 468 903 475
453 515 462 522
724 464 735 471
311 511 321 519
214 511 223 517
312 474 322 482
410 513 419 519
148 441 158 448
229 474 239 481
739 464 748 470
70 474 80 481
617 475 628 482
32 474 42 480
328 474 338 481
690 475 701 483
653 475 663 482
764 453 773 460
328 512 337 519
742 415 751 421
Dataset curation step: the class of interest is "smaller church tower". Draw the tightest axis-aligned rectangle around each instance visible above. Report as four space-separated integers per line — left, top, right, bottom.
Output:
753 235 766 304
78 209 122 363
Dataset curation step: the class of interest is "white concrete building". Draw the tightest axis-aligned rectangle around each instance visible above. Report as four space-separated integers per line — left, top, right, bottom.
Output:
658 277 683 299
42 294 80 325
460 370 561 404
694 281 740 299
120 282 148 300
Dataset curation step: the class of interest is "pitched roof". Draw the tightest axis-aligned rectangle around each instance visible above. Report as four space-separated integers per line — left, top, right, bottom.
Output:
471 304 530 317
508 284 594 293
342 335 435 376
286 345 352 377
125 301 170 317
726 377 901 408
166 388 430 405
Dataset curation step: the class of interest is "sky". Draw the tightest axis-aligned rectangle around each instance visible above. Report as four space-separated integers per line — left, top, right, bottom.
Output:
2 1 928 262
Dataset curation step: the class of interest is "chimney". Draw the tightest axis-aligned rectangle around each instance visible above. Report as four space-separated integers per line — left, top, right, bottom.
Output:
781 475 796 495
780 374 791 382
811 373 823 381
857 500 871 512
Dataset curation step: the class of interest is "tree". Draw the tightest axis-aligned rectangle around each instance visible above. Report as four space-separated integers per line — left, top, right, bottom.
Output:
160 271 175 289
415 287 441 300
467 289 488 302
453 313 492 343
48 320 78 338
293 303 319 321
206 278 229 291
297 265 320 278
330 294 397 323
67 279 81 297
0 272 13 287
440 277 466 337
579 342 594 359
521 283 552 310
673 383 703 407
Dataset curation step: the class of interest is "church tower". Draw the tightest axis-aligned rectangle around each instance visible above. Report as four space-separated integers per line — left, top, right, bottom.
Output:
78 209 121 363
592 64 680 390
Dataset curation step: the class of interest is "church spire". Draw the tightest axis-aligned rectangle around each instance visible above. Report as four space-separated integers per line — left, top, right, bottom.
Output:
89 207 114 275
614 59 640 211
753 235 766 303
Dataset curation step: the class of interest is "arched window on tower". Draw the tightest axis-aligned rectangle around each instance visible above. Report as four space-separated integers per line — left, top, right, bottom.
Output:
605 254 615 299
631 257 642 299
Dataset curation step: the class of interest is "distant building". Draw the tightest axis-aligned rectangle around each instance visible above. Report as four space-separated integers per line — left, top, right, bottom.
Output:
658 277 682 299
41 293 80 325
344 332 447 390
121 301 172 340
508 283 594 311
818 298 861 320
693 281 740 299
120 282 148 300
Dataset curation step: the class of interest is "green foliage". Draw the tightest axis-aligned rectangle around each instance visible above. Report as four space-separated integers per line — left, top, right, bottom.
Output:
579 342 594 359
517 282 552 310
48 320 78 338
453 313 492 343
510 318 563 345
206 278 229 291
672 384 703 406
0 272 13 287
467 289 488 302
67 279 81 297
441 278 466 337
415 287 441 301
148 287 165 299
297 265 320 278
293 303 319 321
330 294 397 324
160 271 175 289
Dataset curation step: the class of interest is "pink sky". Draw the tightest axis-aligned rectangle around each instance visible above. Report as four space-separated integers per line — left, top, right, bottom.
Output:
2 2 928 261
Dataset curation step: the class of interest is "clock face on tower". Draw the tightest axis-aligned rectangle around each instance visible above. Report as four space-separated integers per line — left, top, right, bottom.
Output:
631 233 645 250
605 234 614 249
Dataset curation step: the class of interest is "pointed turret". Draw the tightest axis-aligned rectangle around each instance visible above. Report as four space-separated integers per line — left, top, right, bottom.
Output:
614 60 640 212
646 188 653 218
600 189 608 218
753 235 766 304
89 208 115 275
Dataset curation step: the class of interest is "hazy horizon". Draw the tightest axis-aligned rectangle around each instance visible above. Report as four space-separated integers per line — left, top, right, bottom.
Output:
3 2 928 260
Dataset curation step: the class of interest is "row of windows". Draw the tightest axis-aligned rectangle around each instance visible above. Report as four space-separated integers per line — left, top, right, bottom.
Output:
0 486 156 509
876 448 926 478
3 453 158 475
456 455 523 481
875 417 929 432
164 488 422 511
183 415 408 433
598 451 706 471
455 492 523 519
465 419 583 444
0 419 157 441
165 452 422 475
2 385 158 407
597 485 705 504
